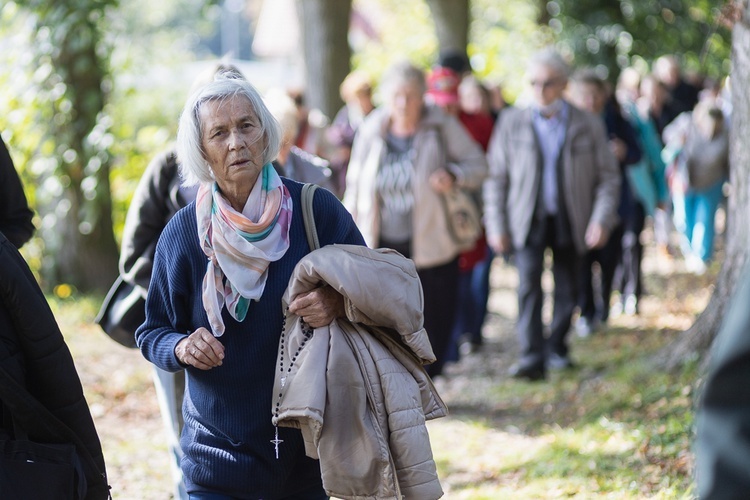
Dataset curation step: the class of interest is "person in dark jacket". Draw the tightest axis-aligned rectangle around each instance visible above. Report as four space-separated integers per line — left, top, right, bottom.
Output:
568 70 643 334
696 262 750 498
0 135 34 248
0 231 109 499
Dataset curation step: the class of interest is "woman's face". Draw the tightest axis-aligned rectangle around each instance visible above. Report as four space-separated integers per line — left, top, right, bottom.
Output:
388 80 424 129
200 95 266 194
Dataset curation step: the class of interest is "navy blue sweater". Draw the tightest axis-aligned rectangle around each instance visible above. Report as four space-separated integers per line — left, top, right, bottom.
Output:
136 180 365 498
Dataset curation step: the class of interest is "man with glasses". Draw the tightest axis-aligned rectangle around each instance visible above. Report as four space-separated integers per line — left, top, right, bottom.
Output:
483 49 620 381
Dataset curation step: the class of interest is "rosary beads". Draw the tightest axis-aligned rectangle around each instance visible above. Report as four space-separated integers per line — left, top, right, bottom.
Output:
272 309 314 459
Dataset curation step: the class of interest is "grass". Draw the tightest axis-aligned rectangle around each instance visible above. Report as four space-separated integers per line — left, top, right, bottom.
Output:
48 247 709 499
428 342 698 499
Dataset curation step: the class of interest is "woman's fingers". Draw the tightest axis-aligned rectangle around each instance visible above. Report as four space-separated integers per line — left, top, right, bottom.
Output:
176 328 225 370
289 286 344 328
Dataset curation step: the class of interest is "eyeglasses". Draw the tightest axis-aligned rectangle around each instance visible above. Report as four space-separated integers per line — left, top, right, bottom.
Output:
530 79 562 89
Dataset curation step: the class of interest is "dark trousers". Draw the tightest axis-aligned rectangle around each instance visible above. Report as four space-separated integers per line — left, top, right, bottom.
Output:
188 483 328 499
578 224 623 323
614 203 646 301
420 258 460 377
446 245 493 362
515 219 580 368
378 237 459 377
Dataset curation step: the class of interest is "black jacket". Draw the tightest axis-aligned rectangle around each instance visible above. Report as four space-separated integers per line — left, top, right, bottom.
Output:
0 232 109 499
0 137 34 248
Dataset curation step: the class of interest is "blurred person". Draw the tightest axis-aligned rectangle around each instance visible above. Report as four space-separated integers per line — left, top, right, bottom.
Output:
136 76 366 498
116 62 243 500
426 66 495 359
263 88 336 193
287 88 329 158
616 68 671 221
482 49 620 380
639 74 682 137
568 70 643 334
438 48 471 78
0 135 35 248
638 74 681 260
662 99 729 274
653 54 701 115
326 70 375 197
344 60 488 378
696 262 750 498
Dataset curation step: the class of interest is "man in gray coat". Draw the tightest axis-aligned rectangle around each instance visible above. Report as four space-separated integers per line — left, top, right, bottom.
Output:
483 50 620 380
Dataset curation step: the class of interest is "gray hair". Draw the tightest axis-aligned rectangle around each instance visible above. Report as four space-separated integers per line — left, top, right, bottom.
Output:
527 49 571 81
379 60 426 100
177 76 282 186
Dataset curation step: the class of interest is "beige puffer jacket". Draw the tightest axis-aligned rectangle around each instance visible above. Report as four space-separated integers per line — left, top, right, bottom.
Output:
273 244 448 500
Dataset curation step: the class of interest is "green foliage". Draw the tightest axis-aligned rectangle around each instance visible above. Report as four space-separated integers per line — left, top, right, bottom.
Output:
545 0 731 81
351 0 543 104
468 0 551 101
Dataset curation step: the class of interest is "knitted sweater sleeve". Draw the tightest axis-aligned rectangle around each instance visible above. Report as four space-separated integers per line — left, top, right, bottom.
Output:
135 206 201 372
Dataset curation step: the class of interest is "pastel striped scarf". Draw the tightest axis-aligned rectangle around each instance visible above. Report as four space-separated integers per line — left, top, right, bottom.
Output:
196 164 292 336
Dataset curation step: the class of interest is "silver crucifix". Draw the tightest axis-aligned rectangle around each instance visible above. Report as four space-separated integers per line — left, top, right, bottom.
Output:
271 426 284 459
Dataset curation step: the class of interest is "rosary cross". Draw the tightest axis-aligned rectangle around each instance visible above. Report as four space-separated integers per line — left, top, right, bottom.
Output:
271 427 284 459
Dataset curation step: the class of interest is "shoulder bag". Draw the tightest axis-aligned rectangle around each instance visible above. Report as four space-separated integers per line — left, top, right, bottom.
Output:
301 183 320 250
431 124 483 251
0 363 110 500
94 275 145 349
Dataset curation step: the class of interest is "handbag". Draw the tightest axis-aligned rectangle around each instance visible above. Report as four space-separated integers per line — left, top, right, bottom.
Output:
431 123 483 251
439 187 483 250
95 275 145 348
0 433 86 500
0 362 108 500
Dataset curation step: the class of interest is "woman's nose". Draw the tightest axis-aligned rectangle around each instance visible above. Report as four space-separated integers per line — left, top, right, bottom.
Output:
228 128 245 149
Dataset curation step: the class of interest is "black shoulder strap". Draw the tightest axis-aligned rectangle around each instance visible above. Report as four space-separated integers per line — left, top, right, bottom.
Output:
301 183 320 251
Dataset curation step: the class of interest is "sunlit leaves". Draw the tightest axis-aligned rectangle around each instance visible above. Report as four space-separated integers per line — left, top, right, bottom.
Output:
545 0 731 80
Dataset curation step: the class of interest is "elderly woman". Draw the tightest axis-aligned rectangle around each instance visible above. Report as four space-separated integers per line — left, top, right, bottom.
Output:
136 75 364 499
344 61 487 377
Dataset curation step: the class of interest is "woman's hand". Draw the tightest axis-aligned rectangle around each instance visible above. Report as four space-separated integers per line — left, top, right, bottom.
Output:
429 168 456 194
289 285 345 328
175 328 225 370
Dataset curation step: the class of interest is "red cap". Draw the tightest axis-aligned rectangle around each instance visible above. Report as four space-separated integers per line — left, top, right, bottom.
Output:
426 67 460 106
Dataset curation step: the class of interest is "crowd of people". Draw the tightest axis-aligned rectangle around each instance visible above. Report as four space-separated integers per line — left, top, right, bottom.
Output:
0 46 733 499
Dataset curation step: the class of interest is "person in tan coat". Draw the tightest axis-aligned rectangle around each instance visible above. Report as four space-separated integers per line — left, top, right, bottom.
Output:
344 61 487 378
483 50 620 380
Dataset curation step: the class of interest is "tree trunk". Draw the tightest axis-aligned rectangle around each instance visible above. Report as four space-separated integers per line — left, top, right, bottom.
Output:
32 4 120 292
425 0 470 57
660 3 750 370
295 0 352 120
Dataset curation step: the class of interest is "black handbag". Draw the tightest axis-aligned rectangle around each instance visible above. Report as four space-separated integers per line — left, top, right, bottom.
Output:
0 433 86 500
0 363 107 500
95 275 145 348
